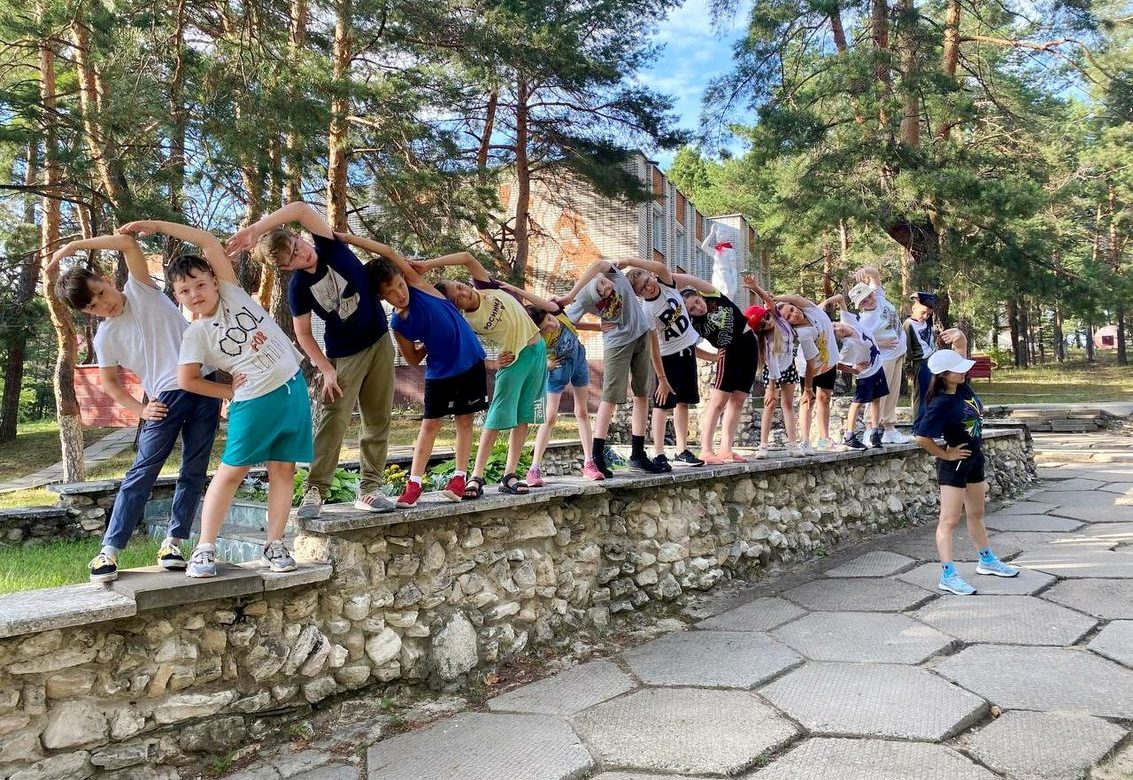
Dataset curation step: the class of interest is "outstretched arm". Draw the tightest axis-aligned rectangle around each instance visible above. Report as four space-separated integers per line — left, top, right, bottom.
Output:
939 328 968 356
700 223 718 254
337 232 439 297
854 266 882 287
617 257 674 286
119 220 235 285
818 293 847 312
741 274 776 308
672 272 715 295
413 251 491 283
498 281 560 313
557 259 613 304
774 293 816 309
226 201 333 256
648 330 672 405
47 234 153 288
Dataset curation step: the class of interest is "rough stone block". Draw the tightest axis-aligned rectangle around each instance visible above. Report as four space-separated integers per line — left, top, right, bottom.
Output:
112 565 262 611
0 585 135 640
898 563 1055 595
1087 620 1133 668
1043 579 1133 619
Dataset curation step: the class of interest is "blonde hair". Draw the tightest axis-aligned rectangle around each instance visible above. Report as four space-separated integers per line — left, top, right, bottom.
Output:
250 226 295 266
624 267 649 294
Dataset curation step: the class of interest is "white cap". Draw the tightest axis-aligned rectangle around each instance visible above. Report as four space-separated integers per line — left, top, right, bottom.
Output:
848 282 874 307
927 349 975 375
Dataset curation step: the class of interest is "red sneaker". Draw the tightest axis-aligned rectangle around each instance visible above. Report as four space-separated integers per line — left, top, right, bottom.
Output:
441 475 465 502
396 480 423 508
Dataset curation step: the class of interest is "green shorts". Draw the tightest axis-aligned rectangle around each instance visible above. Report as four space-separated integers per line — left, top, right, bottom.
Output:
222 372 314 466
601 331 653 403
484 340 547 430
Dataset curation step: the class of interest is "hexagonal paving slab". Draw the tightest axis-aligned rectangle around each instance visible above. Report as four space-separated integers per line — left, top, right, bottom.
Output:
591 774 697 780
935 645 1133 718
486 660 636 716
751 738 998 780
622 630 801 688
983 514 1083 532
770 611 954 664
696 597 807 632
965 710 1127 780
782 578 933 612
1039 490 1133 523
1043 579 1133 619
366 712 592 780
881 533 1023 563
987 530 1116 555
1088 620 1133 668
898 562 1055 595
1014 548 1133 579
823 551 916 578
910 595 1096 645
573 688 798 776
992 500 1059 517
758 662 986 741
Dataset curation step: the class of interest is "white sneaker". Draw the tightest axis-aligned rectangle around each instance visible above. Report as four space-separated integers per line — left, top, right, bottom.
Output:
753 445 769 460
354 492 396 513
881 429 912 444
798 442 815 456
263 540 297 573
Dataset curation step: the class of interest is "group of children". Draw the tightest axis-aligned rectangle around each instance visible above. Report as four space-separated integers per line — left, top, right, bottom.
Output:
48 205 1015 595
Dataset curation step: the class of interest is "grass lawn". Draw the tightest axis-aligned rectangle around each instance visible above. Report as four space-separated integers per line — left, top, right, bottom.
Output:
973 358 1133 405
0 536 165 594
0 420 116 483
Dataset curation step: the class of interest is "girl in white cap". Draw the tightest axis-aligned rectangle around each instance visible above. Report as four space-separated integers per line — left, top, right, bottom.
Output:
914 334 1018 595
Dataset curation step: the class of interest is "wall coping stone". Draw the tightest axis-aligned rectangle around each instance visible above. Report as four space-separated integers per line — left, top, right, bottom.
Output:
0 506 71 520
0 562 333 639
301 430 1025 535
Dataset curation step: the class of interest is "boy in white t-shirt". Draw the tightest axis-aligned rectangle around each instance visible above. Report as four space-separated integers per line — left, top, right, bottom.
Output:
123 220 312 578
852 268 910 445
49 232 221 583
822 292 890 451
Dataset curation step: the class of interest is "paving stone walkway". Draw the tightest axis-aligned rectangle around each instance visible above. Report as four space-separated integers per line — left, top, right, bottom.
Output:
0 427 138 493
227 453 1133 780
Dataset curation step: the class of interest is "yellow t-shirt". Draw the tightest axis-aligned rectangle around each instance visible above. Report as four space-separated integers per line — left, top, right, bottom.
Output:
463 288 539 357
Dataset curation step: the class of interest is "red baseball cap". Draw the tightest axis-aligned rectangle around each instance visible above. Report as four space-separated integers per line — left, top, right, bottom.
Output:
745 305 769 330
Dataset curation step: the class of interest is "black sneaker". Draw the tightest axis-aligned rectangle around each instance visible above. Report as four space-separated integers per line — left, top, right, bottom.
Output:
593 458 615 479
158 541 188 571
629 453 663 473
652 454 673 473
843 432 868 451
89 553 118 583
870 429 884 449
674 449 705 467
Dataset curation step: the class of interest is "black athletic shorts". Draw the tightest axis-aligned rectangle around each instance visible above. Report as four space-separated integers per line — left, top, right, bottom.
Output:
657 348 700 410
812 365 838 391
714 335 758 395
936 452 986 488
853 369 890 404
423 361 490 419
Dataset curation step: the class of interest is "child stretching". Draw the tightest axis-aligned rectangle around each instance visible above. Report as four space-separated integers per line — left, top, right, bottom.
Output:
135 220 310 578
497 282 601 483
349 235 487 507
823 291 889 451
742 276 803 457
681 282 761 463
229 201 396 518
905 291 939 427
914 333 1018 595
415 254 547 496
852 268 910 446
775 291 840 453
622 258 716 469
48 232 221 582
556 260 665 476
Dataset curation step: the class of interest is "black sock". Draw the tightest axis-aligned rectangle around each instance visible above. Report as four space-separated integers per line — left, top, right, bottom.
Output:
631 435 646 458
593 438 606 465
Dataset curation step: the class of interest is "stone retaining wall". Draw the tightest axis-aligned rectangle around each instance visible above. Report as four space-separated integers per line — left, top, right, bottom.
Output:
0 431 1032 779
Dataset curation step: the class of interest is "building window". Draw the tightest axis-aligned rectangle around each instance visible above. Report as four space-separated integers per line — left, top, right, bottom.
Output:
653 209 665 256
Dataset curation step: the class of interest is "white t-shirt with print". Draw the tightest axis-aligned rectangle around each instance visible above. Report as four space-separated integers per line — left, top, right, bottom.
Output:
179 280 303 401
837 311 883 379
797 304 839 372
858 287 907 362
907 318 937 361
95 276 197 398
640 279 701 356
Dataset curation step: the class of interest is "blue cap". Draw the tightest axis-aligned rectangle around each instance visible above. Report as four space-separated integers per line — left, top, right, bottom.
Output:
910 291 938 309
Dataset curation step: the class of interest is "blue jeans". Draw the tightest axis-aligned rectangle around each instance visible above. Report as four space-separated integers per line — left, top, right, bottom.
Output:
102 388 220 551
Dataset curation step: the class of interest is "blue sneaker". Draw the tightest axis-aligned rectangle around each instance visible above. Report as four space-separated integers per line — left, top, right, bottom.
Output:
186 544 217 578
939 570 977 595
976 558 1020 578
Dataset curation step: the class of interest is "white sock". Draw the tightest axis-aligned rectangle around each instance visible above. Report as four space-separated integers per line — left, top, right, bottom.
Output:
453 470 466 478
410 475 423 486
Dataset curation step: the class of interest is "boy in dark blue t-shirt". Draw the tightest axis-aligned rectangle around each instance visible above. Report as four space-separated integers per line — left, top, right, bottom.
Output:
229 202 396 520
344 234 489 508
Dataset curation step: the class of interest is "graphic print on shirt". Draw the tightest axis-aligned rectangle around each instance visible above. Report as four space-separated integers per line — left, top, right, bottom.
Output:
216 305 288 374
594 290 624 322
310 267 359 321
658 297 692 344
963 395 984 440
705 301 735 347
479 297 506 333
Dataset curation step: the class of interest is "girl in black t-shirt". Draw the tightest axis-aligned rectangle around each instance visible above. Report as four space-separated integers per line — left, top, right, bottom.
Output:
914 337 1018 595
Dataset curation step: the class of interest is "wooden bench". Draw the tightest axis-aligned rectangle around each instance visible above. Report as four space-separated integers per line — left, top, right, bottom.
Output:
969 354 993 383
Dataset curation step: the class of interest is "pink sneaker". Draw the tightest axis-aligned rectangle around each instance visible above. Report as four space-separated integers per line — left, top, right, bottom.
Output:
582 459 605 481
700 451 726 465
525 465 544 488
719 451 748 463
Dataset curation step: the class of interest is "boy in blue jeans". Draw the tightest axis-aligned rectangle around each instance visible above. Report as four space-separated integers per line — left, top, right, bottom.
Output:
345 234 489 507
123 220 312 577
49 232 221 583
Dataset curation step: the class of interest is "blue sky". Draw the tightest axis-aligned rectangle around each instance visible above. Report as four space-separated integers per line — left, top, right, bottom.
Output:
639 0 750 169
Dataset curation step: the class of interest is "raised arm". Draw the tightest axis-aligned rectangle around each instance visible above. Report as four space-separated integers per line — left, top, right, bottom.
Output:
818 293 847 312
854 266 883 287
558 259 614 304
774 293 816 309
617 257 674 286
498 281 560 313
939 328 968 356
48 234 153 288
337 232 435 294
226 201 333 256
672 273 715 295
119 220 235 284
741 274 776 308
700 223 718 254
414 251 491 283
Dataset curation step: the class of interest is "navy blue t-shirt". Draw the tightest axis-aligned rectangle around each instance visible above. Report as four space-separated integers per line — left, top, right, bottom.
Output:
390 286 486 380
915 383 984 457
288 234 389 359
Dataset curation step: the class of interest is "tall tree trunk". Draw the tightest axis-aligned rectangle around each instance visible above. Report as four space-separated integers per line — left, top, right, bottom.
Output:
326 0 351 231
897 0 919 146
887 218 940 314
937 0 961 141
475 90 507 263
1108 183 1127 366
1053 306 1065 363
871 0 892 134
284 0 308 205
166 0 188 263
1019 304 1032 368
1036 306 1046 364
821 239 834 299
991 305 999 352
1086 323 1095 363
41 9 85 480
511 75 531 284
1117 305 1128 367
1007 299 1024 368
